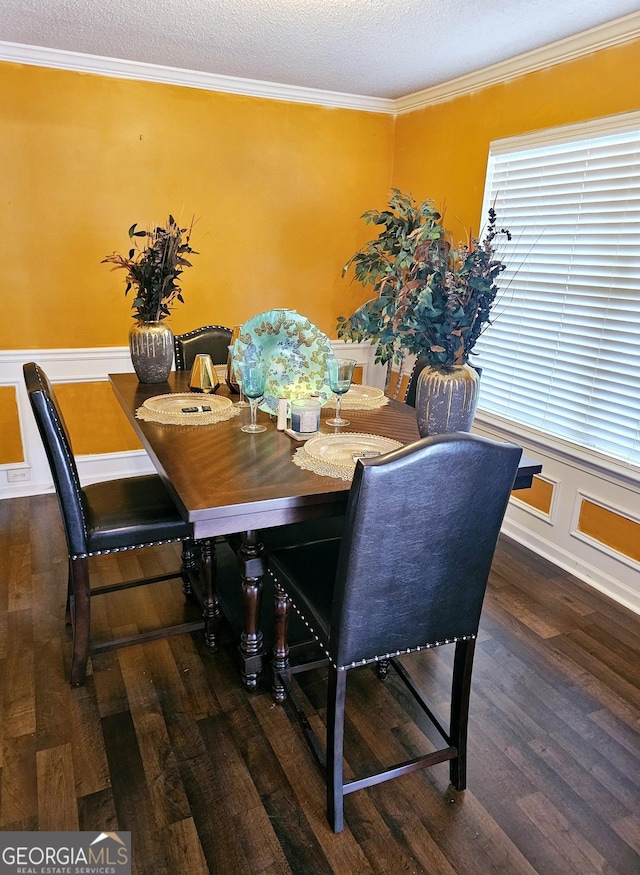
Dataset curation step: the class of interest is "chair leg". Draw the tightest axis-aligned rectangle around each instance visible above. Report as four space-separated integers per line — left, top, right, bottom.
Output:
272 579 291 702
326 667 348 833
449 638 476 790
69 557 91 686
65 560 73 625
376 658 390 680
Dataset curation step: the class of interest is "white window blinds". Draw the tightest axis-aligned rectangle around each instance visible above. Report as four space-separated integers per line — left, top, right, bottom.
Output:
475 115 640 469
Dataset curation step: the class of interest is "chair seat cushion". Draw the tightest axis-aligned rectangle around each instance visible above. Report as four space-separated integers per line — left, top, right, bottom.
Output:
269 539 342 647
82 475 191 553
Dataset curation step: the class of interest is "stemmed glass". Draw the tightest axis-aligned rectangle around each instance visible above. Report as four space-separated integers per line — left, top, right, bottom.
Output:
227 345 249 408
240 362 267 433
326 358 356 427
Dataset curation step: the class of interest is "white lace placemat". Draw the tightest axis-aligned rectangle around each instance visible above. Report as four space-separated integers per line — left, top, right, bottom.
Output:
136 393 241 426
325 385 389 410
292 432 402 481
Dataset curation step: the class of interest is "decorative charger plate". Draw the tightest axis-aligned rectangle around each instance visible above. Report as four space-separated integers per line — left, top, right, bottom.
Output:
325 385 387 409
232 309 334 414
304 432 402 467
143 393 232 416
343 385 384 402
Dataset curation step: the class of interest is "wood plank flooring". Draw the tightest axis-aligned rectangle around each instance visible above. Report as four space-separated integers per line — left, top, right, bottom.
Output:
1 493 639 874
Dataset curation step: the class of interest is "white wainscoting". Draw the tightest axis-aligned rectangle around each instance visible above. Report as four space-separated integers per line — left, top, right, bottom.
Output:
473 412 640 616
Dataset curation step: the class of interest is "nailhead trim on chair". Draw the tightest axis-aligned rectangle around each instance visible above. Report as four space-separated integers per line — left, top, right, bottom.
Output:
34 365 89 541
268 569 477 671
33 365 191 561
71 536 186 560
403 358 420 403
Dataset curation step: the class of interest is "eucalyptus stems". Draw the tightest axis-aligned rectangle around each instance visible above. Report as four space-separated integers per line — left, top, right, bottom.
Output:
337 191 511 367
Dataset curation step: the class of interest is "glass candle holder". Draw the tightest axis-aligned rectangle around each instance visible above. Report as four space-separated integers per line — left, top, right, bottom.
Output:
290 398 320 433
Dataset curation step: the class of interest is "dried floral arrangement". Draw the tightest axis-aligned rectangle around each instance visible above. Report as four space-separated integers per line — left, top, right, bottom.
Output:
103 215 197 322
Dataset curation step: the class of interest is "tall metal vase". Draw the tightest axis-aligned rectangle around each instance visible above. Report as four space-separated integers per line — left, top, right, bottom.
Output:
415 362 480 437
129 321 174 383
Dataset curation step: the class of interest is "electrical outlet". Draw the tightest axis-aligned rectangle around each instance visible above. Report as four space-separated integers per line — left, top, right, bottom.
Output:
7 468 31 483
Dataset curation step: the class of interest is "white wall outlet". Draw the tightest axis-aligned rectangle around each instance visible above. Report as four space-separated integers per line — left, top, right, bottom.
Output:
7 468 31 483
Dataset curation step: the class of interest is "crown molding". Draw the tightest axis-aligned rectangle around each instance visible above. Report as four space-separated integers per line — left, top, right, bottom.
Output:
0 40 394 114
395 11 640 115
1 11 639 117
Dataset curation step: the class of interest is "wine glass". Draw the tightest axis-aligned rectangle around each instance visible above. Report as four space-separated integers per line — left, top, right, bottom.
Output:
227 345 249 407
240 362 267 433
326 358 356 427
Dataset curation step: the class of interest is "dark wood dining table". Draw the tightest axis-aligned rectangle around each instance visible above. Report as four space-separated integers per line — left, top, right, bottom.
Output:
110 370 542 688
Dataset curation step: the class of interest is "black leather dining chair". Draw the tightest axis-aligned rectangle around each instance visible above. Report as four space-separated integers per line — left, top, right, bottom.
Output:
268 432 522 832
403 356 430 406
173 324 233 370
23 362 215 686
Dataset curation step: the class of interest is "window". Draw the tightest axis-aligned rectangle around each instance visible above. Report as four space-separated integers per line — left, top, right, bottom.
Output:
475 113 640 469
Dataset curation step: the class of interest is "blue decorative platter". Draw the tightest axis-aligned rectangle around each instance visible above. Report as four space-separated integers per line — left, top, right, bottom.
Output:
233 309 333 414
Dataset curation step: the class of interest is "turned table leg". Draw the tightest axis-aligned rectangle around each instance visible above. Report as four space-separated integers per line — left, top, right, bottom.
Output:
237 530 265 690
197 538 220 649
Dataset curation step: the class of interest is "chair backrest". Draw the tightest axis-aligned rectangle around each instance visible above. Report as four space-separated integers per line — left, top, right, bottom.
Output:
23 362 88 557
403 357 429 407
330 433 522 668
174 325 233 370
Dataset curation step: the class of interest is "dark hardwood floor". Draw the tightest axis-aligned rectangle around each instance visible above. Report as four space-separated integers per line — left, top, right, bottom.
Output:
1 493 639 874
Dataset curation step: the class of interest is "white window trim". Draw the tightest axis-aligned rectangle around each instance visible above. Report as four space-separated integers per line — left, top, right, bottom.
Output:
486 109 640 155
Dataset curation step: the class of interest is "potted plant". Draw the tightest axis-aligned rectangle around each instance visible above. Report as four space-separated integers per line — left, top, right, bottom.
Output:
337 190 511 435
103 214 197 382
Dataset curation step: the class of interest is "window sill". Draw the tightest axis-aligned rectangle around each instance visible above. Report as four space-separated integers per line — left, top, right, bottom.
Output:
475 409 640 492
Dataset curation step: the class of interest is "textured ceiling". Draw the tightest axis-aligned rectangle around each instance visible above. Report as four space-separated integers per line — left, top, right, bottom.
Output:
1 0 640 99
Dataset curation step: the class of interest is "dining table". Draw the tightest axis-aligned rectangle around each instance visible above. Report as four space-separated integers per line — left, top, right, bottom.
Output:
110 370 542 689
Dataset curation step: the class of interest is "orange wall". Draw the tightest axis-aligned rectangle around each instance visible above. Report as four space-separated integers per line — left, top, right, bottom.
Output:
0 62 394 349
54 382 143 455
393 38 640 240
0 387 23 464
516 476 554 515
3 40 640 353
578 500 640 563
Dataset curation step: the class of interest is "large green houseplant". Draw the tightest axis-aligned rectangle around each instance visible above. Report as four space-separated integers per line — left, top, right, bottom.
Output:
337 190 511 434
103 215 197 382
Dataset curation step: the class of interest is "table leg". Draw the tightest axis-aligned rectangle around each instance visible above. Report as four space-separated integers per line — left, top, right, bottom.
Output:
237 529 265 689
180 538 197 599
197 538 220 649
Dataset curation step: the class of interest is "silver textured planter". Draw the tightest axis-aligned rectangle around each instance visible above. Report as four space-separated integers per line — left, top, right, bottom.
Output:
415 363 480 437
129 321 174 383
